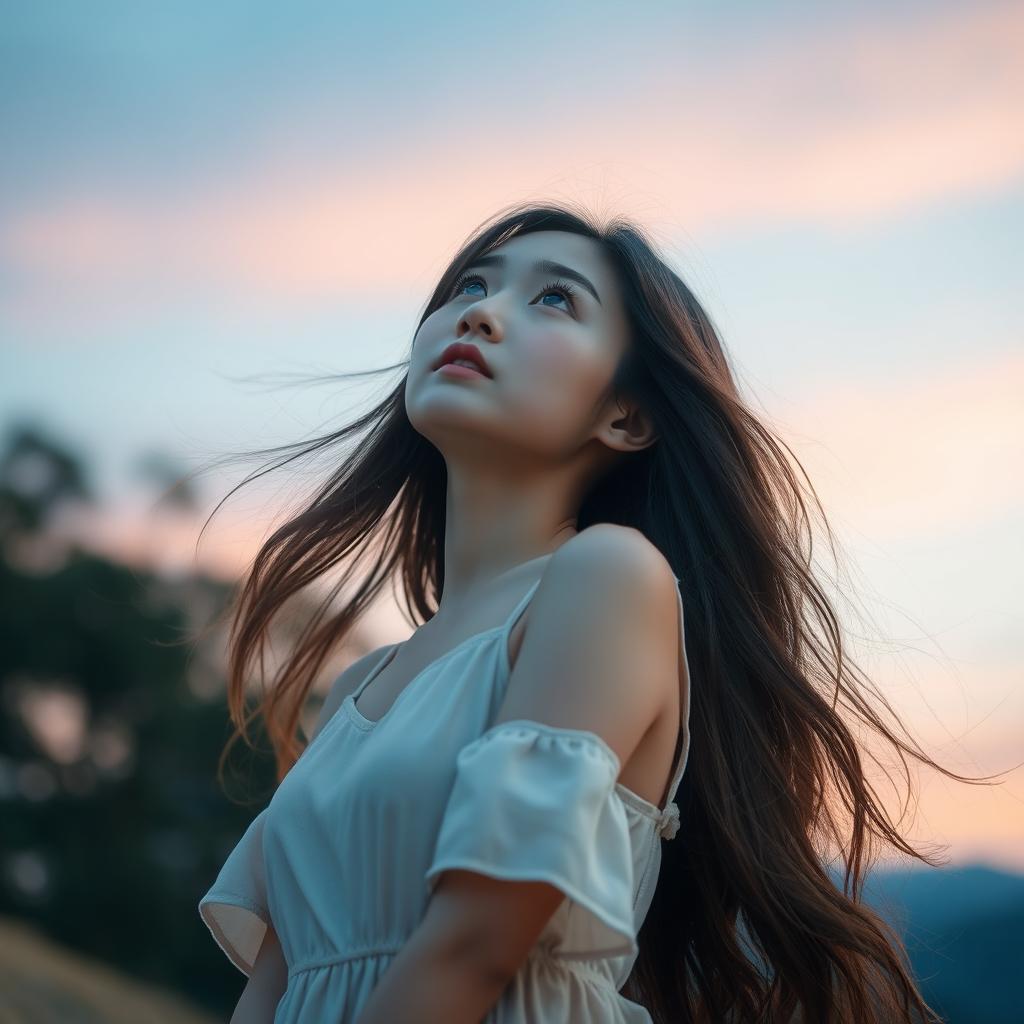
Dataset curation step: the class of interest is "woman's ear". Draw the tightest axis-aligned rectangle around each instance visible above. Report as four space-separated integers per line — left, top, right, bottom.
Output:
604 397 658 454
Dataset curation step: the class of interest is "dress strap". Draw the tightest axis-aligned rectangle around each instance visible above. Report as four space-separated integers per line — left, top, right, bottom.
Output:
502 576 544 642
354 576 544 703
350 643 400 702
654 574 693 839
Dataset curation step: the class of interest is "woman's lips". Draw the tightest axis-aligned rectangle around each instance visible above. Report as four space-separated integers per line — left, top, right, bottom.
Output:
435 363 489 379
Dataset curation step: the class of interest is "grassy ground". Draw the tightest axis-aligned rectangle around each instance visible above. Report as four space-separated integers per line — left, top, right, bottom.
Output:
0 916 219 1024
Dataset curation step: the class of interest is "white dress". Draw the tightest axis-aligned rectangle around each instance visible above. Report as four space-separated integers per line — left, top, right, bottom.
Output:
199 573 693 1022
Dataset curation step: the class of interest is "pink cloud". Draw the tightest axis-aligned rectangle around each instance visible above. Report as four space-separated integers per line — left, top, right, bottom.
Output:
784 348 1023 540
2 2 1021 334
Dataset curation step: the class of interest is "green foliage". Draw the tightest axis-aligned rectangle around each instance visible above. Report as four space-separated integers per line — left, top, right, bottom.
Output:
0 425 277 1018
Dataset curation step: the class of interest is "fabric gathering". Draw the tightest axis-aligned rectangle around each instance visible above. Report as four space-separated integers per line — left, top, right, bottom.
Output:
198 573 693 1023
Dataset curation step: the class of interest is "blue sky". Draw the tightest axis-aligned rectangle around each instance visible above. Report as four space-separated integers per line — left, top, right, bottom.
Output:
1 0 1021 867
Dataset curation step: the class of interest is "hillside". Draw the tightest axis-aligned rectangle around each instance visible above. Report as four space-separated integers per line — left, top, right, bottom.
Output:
0 916 219 1024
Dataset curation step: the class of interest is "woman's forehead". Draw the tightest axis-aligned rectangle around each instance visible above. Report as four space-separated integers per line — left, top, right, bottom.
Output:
485 230 605 273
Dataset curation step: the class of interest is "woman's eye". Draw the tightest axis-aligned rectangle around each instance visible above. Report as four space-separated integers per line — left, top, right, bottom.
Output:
537 287 570 310
448 274 577 315
452 274 486 299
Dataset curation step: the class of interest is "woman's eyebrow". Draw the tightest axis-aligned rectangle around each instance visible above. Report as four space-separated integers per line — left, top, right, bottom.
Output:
465 254 603 306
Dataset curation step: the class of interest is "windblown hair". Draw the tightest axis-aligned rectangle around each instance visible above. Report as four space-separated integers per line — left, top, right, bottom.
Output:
192 199 1004 1022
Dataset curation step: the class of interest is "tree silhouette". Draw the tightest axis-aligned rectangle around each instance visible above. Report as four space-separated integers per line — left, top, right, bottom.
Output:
0 422 277 1017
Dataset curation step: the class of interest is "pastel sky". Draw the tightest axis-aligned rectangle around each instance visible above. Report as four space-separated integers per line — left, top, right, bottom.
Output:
2 0 1021 870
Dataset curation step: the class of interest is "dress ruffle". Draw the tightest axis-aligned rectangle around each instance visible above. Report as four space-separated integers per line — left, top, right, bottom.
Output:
198 808 270 976
425 720 639 961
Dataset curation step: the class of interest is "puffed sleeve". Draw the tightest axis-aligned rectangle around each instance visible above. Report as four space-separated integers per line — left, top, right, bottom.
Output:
424 720 637 961
198 808 270 976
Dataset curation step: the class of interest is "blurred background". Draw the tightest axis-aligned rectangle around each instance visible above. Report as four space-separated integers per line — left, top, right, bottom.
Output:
1 1 1021 1021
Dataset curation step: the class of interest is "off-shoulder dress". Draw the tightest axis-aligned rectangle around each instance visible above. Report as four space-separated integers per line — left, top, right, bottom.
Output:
199 573 693 1023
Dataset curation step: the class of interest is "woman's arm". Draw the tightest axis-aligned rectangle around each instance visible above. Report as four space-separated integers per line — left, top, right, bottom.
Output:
355 915 512 1024
230 922 288 1024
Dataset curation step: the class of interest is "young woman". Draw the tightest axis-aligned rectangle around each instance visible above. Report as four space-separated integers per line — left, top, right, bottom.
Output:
197 201 978 1022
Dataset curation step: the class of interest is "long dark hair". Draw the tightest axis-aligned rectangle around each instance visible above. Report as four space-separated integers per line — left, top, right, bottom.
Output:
193 199 1006 1022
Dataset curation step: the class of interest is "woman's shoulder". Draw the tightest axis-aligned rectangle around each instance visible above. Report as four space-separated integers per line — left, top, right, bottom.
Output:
553 524 674 580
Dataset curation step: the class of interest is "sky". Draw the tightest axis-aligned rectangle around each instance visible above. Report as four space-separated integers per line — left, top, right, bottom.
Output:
1 0 1021 870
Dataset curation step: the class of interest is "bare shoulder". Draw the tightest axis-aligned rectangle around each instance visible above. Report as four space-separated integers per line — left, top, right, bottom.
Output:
492 524 680 772
308 643 396 742
554 523 677 581
545 524 681 676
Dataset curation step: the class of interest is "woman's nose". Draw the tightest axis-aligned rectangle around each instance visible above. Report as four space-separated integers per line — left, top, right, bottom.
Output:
459 305 501 339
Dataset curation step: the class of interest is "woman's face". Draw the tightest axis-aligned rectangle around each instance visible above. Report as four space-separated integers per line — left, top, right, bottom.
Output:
405 230 633 467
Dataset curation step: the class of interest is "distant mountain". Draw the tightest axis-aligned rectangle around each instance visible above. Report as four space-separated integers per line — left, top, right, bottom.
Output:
827 862 1024 1024
859 862 1024 935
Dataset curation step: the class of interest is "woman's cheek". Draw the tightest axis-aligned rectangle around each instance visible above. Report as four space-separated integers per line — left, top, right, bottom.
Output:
519 328 581 378
514 341 597 421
